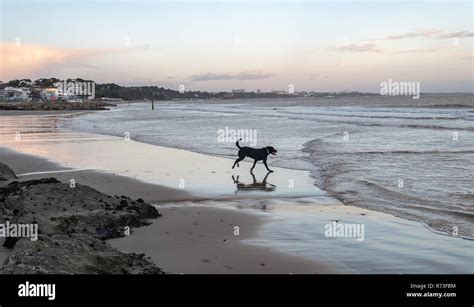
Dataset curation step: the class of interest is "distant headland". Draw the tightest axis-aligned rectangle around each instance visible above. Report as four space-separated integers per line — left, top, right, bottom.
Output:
0 78 378 104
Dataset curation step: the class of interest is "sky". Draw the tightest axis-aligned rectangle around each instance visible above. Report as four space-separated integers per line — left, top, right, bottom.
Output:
0 0 473 92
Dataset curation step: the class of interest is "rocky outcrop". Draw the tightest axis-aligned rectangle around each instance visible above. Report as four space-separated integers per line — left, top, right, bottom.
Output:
0 177 163 274
0 101 114 111
1 234 160 274
0 163 17 181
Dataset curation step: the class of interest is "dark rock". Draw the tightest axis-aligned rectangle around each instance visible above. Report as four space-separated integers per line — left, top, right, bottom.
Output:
1 234 161 274
2 237 19 248
117 199 128 210
0 178 163 274
0 163 17 181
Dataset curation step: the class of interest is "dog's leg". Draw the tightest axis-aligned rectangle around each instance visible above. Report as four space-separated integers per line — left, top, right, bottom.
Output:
233 157 244 169
263 171 271 183
263 159 273 172
250 160 257 172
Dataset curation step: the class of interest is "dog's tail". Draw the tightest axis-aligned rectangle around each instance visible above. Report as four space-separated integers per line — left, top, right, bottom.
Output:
236 138 242 149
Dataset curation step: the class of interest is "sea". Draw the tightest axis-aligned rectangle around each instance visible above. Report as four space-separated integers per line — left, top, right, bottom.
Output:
61 94 474 239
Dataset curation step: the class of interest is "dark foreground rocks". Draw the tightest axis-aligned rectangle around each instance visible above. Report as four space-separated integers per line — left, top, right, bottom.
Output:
0 177 163 274
0 163 17 181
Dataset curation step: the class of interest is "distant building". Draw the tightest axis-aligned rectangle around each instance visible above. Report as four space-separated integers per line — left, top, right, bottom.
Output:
53 80 95 102
40 88 59 101
3 87 31 101
232 89 245 93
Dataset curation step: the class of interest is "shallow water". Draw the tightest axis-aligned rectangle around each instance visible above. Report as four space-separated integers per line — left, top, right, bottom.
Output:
61 94 474 238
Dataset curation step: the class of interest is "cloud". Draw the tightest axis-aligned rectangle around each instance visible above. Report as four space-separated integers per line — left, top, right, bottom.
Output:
78 63 100 69
329 43 382 53
436 31 474 39
395 48 437 54
190 71 275 81
0 43 140 80
386 29 442 40
367 29 473 41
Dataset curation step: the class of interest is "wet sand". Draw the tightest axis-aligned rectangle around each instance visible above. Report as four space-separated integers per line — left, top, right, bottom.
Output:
110 206 332 274
0 147 194 202
0 147 333 273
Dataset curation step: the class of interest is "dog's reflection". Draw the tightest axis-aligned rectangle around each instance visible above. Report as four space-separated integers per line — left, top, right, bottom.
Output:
232 171 276 194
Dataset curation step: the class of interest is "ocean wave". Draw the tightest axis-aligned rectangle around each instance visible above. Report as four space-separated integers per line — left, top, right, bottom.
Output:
400 124 474 131
62 98 474 239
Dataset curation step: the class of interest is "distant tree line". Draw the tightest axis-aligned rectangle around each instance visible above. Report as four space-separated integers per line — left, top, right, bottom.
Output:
1 78 377 101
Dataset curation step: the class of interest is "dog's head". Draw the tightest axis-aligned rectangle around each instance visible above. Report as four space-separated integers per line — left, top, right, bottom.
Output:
266 146 277 155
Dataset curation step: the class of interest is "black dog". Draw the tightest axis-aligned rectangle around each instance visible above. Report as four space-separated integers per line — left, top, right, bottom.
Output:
232 139 277 172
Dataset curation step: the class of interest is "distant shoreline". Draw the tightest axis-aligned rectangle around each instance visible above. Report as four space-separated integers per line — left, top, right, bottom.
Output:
0 110 93 116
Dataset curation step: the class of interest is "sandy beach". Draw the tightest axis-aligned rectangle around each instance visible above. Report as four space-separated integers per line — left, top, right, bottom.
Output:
0 146 333 274
110 205 332 274
0 148 194 202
